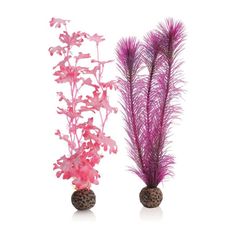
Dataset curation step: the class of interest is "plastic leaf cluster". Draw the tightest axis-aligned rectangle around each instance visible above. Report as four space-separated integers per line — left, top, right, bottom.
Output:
117 19 185 187
49 18 117 190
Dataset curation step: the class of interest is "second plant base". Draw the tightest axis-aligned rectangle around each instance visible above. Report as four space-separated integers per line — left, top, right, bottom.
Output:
71 189 96 210
139 186 163 208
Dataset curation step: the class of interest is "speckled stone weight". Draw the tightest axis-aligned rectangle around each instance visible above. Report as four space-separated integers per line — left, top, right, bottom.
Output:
139 186 163 208
71 189 96 210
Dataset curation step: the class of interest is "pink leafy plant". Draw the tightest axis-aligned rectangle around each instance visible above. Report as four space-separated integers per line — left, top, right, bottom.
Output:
49 18 117 190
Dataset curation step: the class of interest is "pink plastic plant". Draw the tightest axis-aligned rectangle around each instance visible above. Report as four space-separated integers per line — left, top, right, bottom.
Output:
117 19 185 187
49 17 117 190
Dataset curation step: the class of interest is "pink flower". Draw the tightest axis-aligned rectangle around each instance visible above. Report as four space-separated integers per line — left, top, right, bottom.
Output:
50 17 70 28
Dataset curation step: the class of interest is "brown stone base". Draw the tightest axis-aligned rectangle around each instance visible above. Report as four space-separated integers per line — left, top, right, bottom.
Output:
71 189 96 210
139 186 163 208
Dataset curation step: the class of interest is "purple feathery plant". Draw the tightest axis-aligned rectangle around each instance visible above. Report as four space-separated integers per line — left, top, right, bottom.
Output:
117 19 185 207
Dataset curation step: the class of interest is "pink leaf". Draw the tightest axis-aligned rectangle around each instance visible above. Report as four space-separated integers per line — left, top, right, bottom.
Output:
98 132 118 154
75 52 91 63
52 56 71 70
100 91 118 113
57 107 82 119
84 90 102 111
55 130 76 150
57 92 71 106
50 17 70 28
83 65 99 78
77 118 100 132
88 33 105 44
100 80 118 90
91 59 113 65
48 46 66 56
59 31 86 47
54 66 79 83
82 78 99 89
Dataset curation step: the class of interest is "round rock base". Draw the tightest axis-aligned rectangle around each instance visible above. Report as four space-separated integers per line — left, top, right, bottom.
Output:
139 186 163 208
71 189 96 210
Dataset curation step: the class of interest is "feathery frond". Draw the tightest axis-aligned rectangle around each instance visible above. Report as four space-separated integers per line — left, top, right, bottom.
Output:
116 38 147 181
117 19 185 187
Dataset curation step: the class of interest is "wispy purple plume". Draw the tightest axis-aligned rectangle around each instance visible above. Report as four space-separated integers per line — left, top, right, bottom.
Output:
117 19 185 187
117 38 146 180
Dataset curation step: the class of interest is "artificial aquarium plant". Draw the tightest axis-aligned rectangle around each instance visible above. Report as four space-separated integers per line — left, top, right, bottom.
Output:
49 18 117 210
117 19 185 208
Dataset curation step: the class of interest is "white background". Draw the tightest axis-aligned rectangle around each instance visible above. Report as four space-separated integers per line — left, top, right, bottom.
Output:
0 0 236 235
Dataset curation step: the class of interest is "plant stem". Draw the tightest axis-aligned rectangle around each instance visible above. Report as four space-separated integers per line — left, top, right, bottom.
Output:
155 39 173 169
129 81 144 171
96 42 106 132
146 64 155 135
